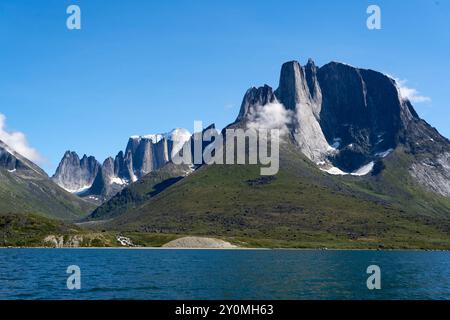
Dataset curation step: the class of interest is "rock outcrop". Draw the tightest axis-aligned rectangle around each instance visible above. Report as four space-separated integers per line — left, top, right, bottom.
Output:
52 151 100 193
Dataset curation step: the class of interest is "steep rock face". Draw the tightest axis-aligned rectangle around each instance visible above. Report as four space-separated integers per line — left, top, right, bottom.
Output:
236 85 276 122
236 59 450 197
317 62 409 171
236 59 416 171
121 129 191 182
89 157 124 201
52 151 100 192
274 60 330 162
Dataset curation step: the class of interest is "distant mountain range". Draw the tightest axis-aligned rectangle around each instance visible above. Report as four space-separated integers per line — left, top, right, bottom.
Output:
2 58 450 248
51 128 191 203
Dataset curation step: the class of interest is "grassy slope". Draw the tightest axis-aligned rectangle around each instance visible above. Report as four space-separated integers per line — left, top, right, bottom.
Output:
94 141 450 249
0 169 95 221
86 163 190 221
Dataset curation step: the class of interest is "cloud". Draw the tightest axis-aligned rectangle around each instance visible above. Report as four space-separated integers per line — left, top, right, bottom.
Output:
0 113 43 163
392 77 431 104
246 102 294 135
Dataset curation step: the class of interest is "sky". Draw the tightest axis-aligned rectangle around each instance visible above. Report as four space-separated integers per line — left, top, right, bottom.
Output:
0 0 449 174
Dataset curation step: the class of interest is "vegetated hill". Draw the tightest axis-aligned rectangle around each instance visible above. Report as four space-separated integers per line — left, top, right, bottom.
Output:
0 212 79 247
0 140 95 221
0 212 124 247
86 163 192 221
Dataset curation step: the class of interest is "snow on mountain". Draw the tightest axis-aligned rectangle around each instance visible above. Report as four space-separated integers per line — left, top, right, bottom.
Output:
53 128 192 202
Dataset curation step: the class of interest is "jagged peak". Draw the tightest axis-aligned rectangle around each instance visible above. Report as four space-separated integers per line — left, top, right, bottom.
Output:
115 150 124 160
306 58 315 66
236 84 276 121
63 150 79 157
103 156 114 166
275 60 308 111
61 150 98 164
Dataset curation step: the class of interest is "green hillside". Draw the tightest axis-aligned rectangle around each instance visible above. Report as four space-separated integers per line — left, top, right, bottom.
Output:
86 163 191 221
0 168 95 221
87 140 450 249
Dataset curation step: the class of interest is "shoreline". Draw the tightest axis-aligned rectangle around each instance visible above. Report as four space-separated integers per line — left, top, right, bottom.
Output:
1 246 449 252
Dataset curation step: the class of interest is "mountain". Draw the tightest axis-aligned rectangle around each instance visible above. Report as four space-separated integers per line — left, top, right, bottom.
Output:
52 151 100 193
53 128 191 202
84 125 218 221
85 59 450 249
234 60 450 194
0 140 94 220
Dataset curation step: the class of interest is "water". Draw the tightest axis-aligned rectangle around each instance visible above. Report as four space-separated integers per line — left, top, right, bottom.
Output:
0 249 449 300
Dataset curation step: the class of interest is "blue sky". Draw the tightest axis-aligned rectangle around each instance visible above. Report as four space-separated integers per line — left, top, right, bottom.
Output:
0 0 449 174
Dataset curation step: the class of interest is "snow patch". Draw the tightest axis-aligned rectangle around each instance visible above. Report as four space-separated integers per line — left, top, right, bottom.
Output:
320 161 375 176
322 166 348 175
130 134 163 143
131 128 192 158
62 184 92 194
110 177 128 185
166 128 192 156
351 161 374 176
375 149 393 158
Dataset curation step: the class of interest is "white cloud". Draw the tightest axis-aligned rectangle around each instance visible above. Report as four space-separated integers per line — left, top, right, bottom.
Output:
0 113 43 163
246 102 294 135
391 77 431 104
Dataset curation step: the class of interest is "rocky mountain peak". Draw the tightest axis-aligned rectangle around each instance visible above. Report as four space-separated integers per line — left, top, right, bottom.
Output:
52 150 100 193
236 85 276 122
234 59 450 187
274 60 305 111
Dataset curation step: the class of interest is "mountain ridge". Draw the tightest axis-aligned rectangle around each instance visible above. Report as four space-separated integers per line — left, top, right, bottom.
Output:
82 58 450 248
52 128 192 203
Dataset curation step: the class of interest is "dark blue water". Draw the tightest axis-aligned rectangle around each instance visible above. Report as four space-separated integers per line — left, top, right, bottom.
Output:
0 249 449 300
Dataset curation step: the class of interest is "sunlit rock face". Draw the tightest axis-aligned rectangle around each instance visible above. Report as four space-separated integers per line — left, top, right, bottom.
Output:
51 151 100 193
236 59 450 195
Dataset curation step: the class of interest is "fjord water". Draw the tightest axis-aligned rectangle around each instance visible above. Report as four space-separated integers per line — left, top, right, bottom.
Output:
0 249 449 300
